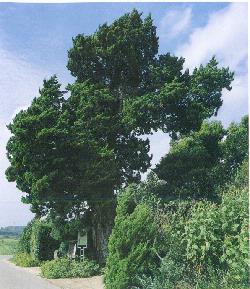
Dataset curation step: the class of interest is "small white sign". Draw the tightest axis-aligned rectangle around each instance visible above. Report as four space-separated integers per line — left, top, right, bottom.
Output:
77 230 87 247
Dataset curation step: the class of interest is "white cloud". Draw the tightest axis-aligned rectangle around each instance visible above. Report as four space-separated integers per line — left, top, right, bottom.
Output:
0 39 50 227
0 49 50 122
176 3 247 71
159 7 192 39
216 74 248 127
175 3 248 127
0 121 34 227
142 132 171 180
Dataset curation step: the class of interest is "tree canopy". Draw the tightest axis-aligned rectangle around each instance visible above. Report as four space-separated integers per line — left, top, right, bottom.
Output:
6 9 234 262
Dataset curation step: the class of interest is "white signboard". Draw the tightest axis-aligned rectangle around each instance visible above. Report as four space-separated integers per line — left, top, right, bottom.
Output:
77 230 87 247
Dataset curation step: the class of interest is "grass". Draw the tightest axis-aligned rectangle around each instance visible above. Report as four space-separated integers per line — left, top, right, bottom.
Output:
0 237 18 255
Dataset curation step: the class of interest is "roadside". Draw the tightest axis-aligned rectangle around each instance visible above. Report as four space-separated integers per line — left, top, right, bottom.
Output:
1 256 104 289
0 255 58 289
49 275 104 289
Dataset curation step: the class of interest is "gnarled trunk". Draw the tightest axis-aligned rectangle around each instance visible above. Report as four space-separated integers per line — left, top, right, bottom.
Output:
89 199 116 264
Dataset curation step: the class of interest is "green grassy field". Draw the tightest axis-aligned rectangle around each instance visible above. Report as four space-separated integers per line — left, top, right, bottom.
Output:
0 237 18 255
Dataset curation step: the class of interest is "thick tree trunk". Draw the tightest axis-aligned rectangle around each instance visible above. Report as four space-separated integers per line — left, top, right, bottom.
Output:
89 199 116 264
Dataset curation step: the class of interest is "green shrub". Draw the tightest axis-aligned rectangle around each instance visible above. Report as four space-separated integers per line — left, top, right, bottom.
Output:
137 264 248 289
233 158 249 189
194 266 248 289
18 221 33 253
220 189 249 286
30 219 59 261
41 258 71 278
17 219 59 262
154 188 248 288
12 252 40 267
106 165 248 289
184 201 222 270
70 259 100 278
41 258 100 279
105 181 164 289
184 186 248 277
134 257 188 289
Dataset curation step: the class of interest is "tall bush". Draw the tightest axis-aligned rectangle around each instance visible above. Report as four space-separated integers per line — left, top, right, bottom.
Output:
18 221 33 254
17 219 59 262
30 219 59 261
105 182 163 289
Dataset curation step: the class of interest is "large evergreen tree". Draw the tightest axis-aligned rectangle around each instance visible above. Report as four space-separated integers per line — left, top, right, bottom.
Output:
6 10 234 262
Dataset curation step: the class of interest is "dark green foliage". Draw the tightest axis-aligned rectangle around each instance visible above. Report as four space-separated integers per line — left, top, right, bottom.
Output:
41 258 100 279
17 219 59 262
123 57 233 138
222 115 248 178
30 220 59 261
154 116 248 199
68 9 158 92
105 177 166 289
154 121 225 199
67 80 151 190
5 76 67 217
68 11 233 138
6 9 234 263
106 158 248 289
18 221 33 254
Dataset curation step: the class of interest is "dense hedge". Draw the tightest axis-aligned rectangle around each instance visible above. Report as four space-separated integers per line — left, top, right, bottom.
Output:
30 220 59 261
41 258 100 279
105 176 166 289
17 219 59 262
135 185 248 289
105 163 249 289
18 221 33 254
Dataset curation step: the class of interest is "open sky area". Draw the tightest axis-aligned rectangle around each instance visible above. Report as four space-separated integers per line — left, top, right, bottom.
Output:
0 2 248 227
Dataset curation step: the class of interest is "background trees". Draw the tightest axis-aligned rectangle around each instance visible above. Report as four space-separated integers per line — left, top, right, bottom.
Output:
6 9 234 263
154 116 248 200
222 115 248 178
154 121 225 199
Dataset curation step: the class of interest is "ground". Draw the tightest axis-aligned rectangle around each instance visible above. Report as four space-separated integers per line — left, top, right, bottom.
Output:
0 256 104 289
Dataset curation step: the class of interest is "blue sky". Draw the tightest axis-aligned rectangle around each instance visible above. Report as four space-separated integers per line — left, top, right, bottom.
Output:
0 2 248 227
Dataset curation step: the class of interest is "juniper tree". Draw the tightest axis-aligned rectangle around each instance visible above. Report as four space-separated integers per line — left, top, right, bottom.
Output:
6 9 234 263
